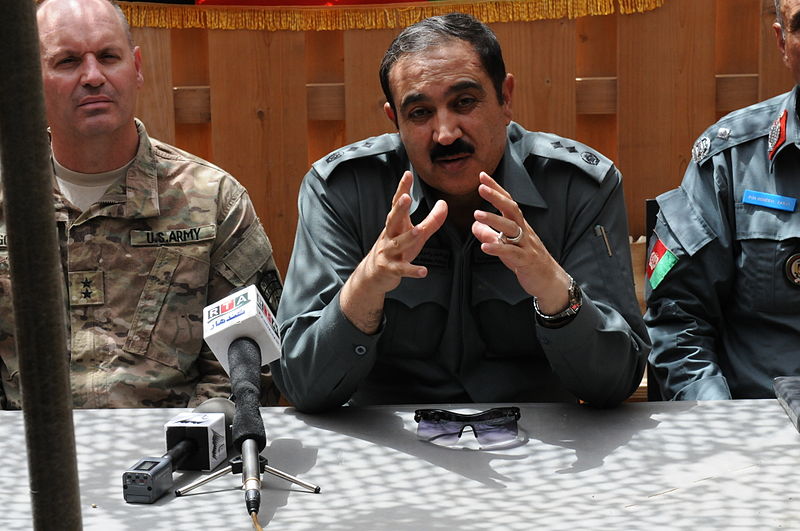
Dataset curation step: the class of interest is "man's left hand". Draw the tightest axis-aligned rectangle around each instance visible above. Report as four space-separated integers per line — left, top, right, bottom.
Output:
471 172 571 315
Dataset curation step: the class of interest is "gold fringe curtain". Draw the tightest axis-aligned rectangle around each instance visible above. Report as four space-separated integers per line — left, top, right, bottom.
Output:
120 0 666 31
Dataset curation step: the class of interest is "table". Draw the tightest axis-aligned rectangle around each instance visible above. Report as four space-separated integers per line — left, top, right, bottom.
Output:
2 400 799 530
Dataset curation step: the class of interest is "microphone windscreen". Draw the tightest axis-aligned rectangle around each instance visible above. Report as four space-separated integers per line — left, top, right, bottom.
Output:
232 381 267 452
229 338 267 452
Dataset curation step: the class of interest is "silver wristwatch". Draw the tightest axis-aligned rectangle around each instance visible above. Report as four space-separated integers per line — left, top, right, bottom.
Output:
533 275 582 328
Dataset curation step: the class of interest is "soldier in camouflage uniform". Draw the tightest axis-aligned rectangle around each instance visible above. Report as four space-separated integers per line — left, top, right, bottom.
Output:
645 0 800 400
0 0 280 409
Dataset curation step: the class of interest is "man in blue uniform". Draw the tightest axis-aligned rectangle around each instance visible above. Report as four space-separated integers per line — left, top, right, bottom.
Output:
645 0 800 400
273 13 648 412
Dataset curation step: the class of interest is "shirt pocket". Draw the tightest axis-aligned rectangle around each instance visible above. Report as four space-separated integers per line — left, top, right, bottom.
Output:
734 203 800 314
380 269 450 359
122 246 210 374
471 260 538 358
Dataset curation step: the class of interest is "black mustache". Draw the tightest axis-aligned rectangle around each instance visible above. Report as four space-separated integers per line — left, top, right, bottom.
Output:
430 139 475 162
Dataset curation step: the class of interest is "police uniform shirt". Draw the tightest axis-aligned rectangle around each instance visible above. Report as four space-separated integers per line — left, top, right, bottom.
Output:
273 122 649 413
645 86 800 400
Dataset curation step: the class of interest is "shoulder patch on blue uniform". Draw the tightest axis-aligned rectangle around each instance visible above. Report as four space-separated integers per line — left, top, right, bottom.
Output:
525 130 613 184
312 133 401 180
690 91 790 166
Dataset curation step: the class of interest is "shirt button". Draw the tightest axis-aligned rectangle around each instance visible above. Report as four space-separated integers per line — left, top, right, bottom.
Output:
354 345 367 356
540 337 550 345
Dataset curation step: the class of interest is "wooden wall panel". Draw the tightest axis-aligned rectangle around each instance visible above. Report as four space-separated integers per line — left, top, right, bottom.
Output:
716 0 759 75
618 0 716 238
343 29 398 143
172 29 212 161
127 1 797 272
133 27 175 145
493 20 576 138
306 30 345 162
576 14 617 167
576 14 616 77
207 30 307 275
759 0 795 99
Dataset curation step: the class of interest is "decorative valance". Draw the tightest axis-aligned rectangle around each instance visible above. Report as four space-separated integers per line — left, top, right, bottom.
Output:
120 0 666 31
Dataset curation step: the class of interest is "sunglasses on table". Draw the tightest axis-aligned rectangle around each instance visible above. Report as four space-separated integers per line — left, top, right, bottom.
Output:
413 406 522 449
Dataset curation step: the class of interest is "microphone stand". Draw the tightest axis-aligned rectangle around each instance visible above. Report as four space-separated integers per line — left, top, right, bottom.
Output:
183 337 319 519
174 454 320 496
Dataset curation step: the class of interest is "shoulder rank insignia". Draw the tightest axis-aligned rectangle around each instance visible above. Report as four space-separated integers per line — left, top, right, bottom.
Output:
768 109 788 160
691 137 710 163
581 152 600 165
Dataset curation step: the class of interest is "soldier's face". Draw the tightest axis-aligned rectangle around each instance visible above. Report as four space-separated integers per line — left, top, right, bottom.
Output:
383 40 513 202
37 0 143 141
775 0 800 84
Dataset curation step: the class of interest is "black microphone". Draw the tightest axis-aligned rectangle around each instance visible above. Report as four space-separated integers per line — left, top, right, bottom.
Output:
228 337 267 516
122 398 235 504
203 286 281 517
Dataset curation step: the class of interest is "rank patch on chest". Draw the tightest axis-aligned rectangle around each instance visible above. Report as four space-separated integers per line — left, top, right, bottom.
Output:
69 271 105 306
130 224 216 246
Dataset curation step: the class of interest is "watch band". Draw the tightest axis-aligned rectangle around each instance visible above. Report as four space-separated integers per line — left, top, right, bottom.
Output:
533 275 582 328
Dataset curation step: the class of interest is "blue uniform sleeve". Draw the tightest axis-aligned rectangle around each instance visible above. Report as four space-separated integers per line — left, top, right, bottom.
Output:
644 162 735 400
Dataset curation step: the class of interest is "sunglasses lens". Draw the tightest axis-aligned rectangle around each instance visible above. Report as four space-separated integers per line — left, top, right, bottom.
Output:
415 407 521 448
416 419 463 445
473 419 519 447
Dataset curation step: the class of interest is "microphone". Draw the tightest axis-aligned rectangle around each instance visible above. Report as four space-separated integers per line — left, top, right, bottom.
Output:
229 337 267 516
122 398 235 504
203 285 281 517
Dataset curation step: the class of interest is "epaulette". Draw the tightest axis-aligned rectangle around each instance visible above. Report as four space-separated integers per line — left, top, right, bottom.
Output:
518 127 613 184
312 133 401 180
689 91 789 166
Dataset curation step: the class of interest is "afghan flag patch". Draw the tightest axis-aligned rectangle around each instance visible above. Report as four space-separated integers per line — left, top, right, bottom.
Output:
646 239 678 289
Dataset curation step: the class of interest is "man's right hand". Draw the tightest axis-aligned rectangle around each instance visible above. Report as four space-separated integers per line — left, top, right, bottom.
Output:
340 171 447 334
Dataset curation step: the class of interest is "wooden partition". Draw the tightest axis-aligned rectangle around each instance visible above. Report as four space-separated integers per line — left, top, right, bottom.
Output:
132 0 794 275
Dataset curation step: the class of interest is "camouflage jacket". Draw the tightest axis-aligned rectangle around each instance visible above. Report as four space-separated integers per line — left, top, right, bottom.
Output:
0 120 280 409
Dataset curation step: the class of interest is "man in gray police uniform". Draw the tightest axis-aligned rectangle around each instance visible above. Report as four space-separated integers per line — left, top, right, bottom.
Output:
645 0 800 400
273 13 648 412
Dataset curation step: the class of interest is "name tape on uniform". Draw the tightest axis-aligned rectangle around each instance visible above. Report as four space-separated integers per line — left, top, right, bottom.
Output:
130 224 216 246
742 189 796 213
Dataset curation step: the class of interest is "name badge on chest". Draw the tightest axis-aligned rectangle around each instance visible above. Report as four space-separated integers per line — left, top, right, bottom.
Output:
742 189 797 212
